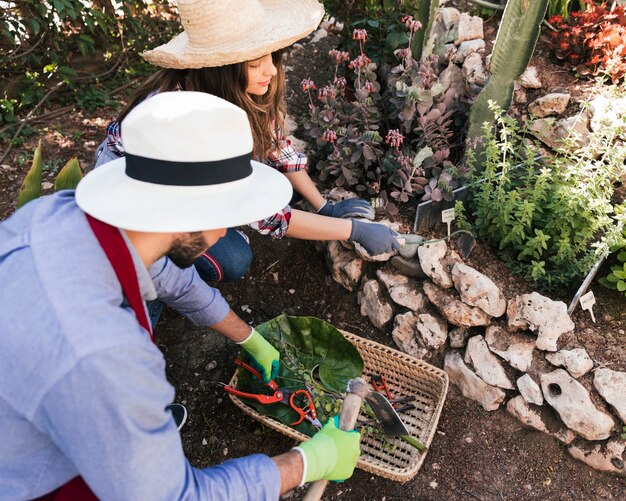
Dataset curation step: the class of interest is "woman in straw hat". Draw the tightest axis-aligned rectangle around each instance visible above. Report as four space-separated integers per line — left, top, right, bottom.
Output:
95 0 399 288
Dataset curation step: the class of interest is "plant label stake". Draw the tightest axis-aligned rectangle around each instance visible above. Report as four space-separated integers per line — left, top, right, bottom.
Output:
441 208 455 237
579 291 596 323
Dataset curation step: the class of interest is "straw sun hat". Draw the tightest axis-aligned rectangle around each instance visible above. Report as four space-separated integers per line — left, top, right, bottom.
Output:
76 91 293 232
142 0 325 69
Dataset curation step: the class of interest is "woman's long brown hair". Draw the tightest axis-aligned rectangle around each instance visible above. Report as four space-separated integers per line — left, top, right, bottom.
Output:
116 51 286 159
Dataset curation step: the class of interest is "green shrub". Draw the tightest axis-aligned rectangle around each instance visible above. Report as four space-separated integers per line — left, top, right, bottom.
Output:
462 102 626 289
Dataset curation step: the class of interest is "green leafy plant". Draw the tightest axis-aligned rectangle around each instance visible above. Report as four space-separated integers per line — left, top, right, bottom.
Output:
17 139 83 208
599 218 626 296
462 102 626 289
236 315 364 437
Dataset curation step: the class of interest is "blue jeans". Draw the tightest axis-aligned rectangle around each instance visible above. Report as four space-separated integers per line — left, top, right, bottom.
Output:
148 228 252 328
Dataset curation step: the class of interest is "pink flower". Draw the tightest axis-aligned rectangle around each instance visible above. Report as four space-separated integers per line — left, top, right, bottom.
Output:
317 85 335 100
396 47 412 60
300 78 316 92
333 76 347 91
385 129 405 149
328 49 350 63
363 81 375 93
402 15 422 32
349 54 371 70
352 29 368 42
322 129 337 144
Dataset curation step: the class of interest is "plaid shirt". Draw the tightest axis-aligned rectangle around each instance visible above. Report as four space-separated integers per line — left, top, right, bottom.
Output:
101 116 305 239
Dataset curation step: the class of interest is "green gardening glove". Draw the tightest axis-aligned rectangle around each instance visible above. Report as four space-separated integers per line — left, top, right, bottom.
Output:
294 416 361 484
239 329 279 383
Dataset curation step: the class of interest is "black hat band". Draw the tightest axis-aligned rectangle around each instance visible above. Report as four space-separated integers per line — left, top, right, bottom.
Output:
125 152 253 186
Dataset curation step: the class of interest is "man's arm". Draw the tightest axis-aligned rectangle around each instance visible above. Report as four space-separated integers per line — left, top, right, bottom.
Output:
34 336 283 500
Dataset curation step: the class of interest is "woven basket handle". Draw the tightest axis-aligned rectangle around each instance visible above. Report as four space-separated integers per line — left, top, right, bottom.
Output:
302 378 367 501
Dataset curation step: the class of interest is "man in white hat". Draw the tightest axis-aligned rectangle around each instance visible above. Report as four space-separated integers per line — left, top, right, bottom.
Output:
0 91 360 500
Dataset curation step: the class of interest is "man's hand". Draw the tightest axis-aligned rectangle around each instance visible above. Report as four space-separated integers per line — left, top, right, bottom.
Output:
349 219 401 256
318 198 375 220
239 329 279 383
293 416 361 484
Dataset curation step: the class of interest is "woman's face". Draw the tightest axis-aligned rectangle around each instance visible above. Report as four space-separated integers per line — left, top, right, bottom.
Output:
245 54 277 96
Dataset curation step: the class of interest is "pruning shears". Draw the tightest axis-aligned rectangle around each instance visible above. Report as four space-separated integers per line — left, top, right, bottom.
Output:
221 359 322 429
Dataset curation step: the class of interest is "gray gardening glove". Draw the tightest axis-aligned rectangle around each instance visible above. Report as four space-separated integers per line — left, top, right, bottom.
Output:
349 220 401 256
317 198 375 220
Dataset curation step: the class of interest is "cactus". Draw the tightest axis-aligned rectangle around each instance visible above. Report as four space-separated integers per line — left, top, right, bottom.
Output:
17 138 43 208
466 0 548 167
411 0 439 60
55 157 83 191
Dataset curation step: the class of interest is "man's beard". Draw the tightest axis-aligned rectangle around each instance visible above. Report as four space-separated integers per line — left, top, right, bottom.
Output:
167 232 208 269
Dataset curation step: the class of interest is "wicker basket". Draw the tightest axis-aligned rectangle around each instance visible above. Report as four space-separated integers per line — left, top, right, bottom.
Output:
227 331 448 482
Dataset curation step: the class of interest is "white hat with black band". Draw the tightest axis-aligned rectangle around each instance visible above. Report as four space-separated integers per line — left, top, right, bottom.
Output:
76 91 293 232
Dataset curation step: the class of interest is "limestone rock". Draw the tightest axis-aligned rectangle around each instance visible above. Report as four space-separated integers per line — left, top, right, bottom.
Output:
418 240 452 288
390 256 427 279
568 438 626 477
286 135 307 153
441 43 458 64
354 219 401 262
449 327 469 348
392 312 427 359
358 279 394 329
485 324 535 372
541 369 615 441
519 66 542 89
507 292 575 352
462 52 488 86
588 95 626 132
530 115 590 151
545 349 594 378
376 268 428 312
424 281 492 328
453 39 485 64
455 13 483 44
397 234 424 259
451 262 506 317
465 335 514 390
594 368 626 424
506 396 576 445
553 115 590 149
444 351 505 411
517 374 544 406
310 27 328 43
513 81 527 104
441 7 461 30
528 93 571 118
324 241 363 292
354 242 396 262
416 313 448 349
327 187 359 202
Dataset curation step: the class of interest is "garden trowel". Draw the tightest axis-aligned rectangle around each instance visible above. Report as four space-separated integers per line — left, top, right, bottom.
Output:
303 378 412 501
355 380 409 437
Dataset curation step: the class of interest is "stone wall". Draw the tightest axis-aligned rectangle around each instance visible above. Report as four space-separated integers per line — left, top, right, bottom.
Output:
318 211 625 477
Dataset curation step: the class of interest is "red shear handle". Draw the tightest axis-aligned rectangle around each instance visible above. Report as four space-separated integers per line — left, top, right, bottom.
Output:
288 389 317 426
223 385 283 404
234 358 278 390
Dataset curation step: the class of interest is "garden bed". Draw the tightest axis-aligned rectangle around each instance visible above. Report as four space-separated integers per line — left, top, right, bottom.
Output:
1 2 625 499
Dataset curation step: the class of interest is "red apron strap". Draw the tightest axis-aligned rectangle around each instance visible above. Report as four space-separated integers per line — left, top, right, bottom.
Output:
34 214 156 501
85 213 153 340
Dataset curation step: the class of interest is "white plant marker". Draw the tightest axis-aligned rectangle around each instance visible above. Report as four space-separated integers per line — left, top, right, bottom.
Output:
579 290 596 323
442 208 455 237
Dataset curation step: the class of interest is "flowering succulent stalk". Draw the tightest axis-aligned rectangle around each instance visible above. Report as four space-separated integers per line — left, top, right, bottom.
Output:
300 78 316 111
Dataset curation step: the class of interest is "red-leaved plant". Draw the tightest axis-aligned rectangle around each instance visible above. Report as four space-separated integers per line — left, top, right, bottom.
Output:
550 1 626 83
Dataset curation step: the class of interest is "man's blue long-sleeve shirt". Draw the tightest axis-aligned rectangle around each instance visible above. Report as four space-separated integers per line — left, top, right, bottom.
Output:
0 191 281 500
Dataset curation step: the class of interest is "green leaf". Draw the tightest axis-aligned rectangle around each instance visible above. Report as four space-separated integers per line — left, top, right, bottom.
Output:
236 315 363 436
17 139 43 207
617 280 626 292
54 157 82 191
